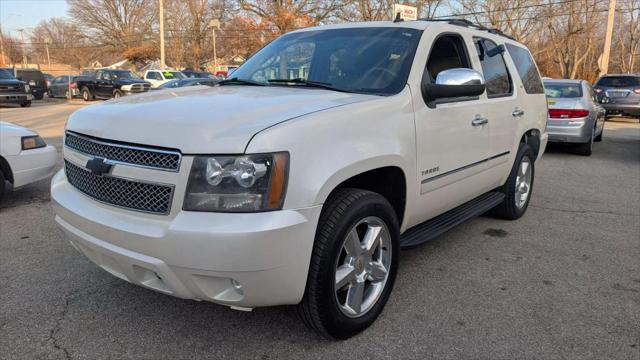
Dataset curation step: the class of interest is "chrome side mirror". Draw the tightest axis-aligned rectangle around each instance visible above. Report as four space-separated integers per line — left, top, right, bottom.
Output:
435 68 485 86
421 68 486 108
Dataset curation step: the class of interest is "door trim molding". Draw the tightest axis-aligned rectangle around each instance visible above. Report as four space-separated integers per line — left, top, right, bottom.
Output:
421 151 510 184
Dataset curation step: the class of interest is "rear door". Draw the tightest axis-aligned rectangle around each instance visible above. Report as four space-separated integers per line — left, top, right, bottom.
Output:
472 37 518 182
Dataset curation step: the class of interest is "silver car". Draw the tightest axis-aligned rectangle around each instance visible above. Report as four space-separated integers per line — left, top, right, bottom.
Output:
544 79 606 156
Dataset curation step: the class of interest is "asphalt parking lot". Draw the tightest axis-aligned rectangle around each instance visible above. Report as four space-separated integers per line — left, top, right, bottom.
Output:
1 101 639 359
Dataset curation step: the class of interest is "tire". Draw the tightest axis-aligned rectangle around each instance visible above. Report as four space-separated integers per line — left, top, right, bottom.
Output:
0 168 5 203
594 128 603 142
64 90 70 99
81 87 93 102
492 143 535 220
20 100 31 108
297 188 400 340
576 130 594 156
113 90 123 99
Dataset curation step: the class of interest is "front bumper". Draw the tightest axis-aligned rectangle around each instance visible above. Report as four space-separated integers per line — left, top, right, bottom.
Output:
546 118 592 143
51 170 321 308
601 103 640 116
0 93 32 104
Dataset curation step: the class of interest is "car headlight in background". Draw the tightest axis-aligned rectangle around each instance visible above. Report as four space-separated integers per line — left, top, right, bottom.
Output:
24 84 30 92
21 135 46 150
184 153 288 212
120 84 132 91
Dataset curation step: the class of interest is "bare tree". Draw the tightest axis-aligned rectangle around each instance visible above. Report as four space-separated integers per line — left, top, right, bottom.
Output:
238 0 341 33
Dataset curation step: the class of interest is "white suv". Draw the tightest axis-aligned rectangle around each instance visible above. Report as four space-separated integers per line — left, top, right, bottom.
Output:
52 20 548 339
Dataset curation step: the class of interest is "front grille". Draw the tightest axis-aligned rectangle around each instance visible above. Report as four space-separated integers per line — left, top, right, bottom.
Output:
65 160 173 214
65 132 181 171
130 83 150 92
0 85 21 92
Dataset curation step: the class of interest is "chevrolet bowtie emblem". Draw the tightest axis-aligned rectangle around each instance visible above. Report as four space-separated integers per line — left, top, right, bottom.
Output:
86 157 113 176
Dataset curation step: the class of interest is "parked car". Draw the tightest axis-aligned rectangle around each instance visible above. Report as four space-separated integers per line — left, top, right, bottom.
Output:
48 75 87 99
181 70 214 79
593 74 640 121
0 122 57 202
143 70 186 88
51 20 548 339
544 79 605 156
153 77 219 90
1 68 47 100
43 73 55 87
0 69 32 107
76 69 151 101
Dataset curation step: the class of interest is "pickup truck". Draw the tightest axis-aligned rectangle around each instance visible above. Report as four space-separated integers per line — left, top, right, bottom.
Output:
52 20 548 339
0 68 32 107
76 69 151 101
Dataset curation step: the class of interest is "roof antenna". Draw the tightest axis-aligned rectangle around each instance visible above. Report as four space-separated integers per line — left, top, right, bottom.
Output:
394 12 403 22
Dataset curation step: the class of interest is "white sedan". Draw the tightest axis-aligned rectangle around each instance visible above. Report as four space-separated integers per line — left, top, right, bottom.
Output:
0 122 58 201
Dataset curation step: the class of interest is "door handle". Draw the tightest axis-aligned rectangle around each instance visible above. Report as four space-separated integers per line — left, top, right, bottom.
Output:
472 116 489 126
512 108 525 117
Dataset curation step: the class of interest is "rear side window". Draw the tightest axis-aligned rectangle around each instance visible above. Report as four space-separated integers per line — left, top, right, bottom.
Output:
505 44 544 94
596 76 640 87
474 38 512 97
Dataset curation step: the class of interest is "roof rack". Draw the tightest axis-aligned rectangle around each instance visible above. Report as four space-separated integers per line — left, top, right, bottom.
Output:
420 18 516 41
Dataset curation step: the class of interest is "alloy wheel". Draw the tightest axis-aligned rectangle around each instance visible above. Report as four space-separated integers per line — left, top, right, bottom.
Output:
514 157 532 208
334 216 392 318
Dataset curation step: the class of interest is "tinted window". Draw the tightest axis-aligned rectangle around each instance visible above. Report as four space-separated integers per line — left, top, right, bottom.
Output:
505 44 544 94
543 82 583 98
232 27 422 95
474 38 512 97
111 70 139 79
596 76 640 87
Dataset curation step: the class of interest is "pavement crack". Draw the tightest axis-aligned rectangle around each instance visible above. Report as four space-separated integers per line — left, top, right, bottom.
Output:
530 204 639 217
47 279 120 360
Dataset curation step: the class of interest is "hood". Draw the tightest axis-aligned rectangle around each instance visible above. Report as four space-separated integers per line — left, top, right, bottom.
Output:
0 121 36 137
0 79 24 85
66 85 375 153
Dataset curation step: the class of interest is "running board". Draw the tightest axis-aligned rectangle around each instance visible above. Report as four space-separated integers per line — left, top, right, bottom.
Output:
400 192 505 248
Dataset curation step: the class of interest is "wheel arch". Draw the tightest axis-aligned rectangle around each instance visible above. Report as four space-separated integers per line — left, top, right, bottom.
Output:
0 155 14 184
520 128 541 159
317 164 407 227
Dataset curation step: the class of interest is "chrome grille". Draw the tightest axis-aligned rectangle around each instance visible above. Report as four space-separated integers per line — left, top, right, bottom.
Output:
65 160 173 214
65 132 181 171
130 83 150 92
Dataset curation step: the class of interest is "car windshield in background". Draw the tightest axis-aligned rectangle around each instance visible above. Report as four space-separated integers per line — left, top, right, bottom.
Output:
0 69 14 79
596 76 640 87
112 70 140 80
159 79 180 88
230 27 422 95
544 83 583 98
163 71 186 80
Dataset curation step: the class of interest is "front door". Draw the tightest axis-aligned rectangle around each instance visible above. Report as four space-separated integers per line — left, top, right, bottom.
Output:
413 32 491 220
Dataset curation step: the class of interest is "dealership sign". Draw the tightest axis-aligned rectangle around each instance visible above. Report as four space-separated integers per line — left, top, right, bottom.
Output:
392 4 418 21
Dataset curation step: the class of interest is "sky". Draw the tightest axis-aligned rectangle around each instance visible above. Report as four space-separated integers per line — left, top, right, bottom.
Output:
0 0 69 37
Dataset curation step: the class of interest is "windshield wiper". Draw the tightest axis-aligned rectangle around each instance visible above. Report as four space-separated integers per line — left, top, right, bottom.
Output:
218 77 266 86
267 78 353 93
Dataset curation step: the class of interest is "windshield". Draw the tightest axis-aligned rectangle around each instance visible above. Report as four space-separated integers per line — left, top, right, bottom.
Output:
231 27 422 95
544 82 583 98
0 69 15 80
112 70 140 80
596 76 640 88
163 71 185 80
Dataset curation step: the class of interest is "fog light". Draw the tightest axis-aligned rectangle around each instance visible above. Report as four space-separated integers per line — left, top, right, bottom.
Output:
231 279 243 290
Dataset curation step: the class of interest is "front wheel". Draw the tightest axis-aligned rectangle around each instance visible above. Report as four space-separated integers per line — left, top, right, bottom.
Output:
492 143 535 220
81 87 93 102
297 188 399 339
113 90 123 99
20 100 31 108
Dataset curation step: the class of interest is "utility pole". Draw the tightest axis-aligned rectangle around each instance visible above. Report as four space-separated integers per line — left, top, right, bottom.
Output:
599 0 616 76
0 27 5 66
17 28 27 67
209 20 220 72
45 39 51 67
159 0 166 69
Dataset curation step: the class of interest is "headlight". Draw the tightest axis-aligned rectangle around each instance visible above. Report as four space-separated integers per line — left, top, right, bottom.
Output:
184 153 289 212
21 135 46 150
24 84 30 92
120 85 132 91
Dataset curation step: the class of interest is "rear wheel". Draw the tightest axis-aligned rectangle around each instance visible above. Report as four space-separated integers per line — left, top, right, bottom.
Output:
297 188 399 339
576 129 594 156
594 127 603 142
20 100 31 108
81 87 93 102
492 143 535 220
